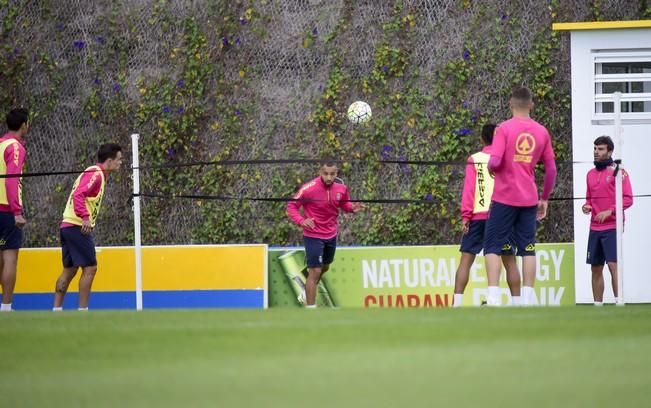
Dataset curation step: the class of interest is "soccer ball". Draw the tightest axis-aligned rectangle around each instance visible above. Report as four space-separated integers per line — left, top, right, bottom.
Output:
347 101 372 124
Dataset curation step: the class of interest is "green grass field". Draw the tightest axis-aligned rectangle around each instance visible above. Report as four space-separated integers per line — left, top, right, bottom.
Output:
1 306 650 407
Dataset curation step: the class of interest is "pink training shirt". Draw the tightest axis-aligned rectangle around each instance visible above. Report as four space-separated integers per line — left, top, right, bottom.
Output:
488 117 556 207
61 164 107 228
287 176 355 239
461 145 492 221
0 133 26 215
584 165 633 231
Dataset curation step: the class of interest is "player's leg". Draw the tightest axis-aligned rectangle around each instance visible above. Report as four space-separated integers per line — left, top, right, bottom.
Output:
57 226 97 310
0 249 19 310
586 230 606 306
601 229 619 303
303 236 325 307
502 253 521 305
78 265 98 310
606 261 618 301
591 264 605 305
0 212 23 311
53 266 79 309
453 252 475 307
484 203 517 306
454 220 482 307
320 237 337 276
0 251 4 291
512 205 538 305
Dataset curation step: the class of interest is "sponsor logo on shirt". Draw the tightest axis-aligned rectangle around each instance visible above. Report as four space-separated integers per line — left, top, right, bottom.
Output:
514 133 535 163
12 142 20 166
477 163 486 207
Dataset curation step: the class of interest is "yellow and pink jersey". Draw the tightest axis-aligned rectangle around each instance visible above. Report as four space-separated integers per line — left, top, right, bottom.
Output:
61 164 107 228
461 146 494 221
0 133 26 215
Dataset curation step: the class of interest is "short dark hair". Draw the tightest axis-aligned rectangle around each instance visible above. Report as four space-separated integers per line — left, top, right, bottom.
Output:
97 143 122 162
6 108 29 131
320 158 337 168
594 135 614 152
511 86 532 108
481 123 496 145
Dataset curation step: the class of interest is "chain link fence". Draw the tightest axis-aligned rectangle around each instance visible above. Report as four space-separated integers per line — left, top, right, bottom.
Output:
1 0 645 246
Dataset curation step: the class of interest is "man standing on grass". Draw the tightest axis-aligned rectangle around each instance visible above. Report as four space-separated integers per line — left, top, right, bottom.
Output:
287 160 364 308
53 143 122 311
0 109 29 312
582 136 633 306
454 123 522 307
483 87 557 306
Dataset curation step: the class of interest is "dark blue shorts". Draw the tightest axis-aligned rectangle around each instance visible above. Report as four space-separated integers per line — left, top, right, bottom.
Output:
304 236 337 268
586 229 617 265
0 211 23 250
484 201 537 256
60 226 97 268
461 220 514 255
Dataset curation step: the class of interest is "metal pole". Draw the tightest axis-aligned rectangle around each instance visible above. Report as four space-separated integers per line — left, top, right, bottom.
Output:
613 92 624 306
131 133 143 310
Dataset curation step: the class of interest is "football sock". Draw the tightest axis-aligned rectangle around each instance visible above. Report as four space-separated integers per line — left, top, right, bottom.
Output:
521 286 534 306
487 286 500 306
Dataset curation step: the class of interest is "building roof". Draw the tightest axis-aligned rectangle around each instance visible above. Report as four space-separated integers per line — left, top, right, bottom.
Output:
553 20 651 31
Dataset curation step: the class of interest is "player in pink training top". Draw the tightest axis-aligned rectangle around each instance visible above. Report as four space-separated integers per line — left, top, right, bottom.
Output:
454 123 522 307
287 160 364 308
483 87 557 306
582 136 633 306
0 109 29 312
53 143 123 311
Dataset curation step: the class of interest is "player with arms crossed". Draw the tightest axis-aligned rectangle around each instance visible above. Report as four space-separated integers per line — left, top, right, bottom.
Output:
53 143 123 311
484 87 557 306
287 160 364 308
582 135 633 306
454 123 522 307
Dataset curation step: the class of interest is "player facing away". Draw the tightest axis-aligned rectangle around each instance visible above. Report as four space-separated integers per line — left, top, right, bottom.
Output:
483 87 557 306
454 124 522 307
0 109 29 312
582 136 633 306
53 143 123 311
287 160 364 308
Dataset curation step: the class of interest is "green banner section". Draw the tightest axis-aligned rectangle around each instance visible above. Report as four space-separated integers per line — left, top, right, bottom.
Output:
269 244 574 308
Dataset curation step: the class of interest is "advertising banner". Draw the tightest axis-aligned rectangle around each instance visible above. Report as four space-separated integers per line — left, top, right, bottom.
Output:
269 244 574 307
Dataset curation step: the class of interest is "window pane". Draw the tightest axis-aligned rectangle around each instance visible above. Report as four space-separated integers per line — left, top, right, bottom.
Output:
597 102 634 113
600 61 651 74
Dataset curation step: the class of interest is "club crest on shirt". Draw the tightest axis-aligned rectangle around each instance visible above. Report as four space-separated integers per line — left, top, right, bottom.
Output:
514 133 535 163
336 192 342 201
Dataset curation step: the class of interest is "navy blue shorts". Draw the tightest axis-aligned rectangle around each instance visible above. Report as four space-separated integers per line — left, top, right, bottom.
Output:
304 236 337 268
60 226 97 268
461 220 514 255
0 211 23 250
586 229 617 265
484 201 537 256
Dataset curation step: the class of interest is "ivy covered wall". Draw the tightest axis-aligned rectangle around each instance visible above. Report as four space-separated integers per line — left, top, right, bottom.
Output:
1 0 650 247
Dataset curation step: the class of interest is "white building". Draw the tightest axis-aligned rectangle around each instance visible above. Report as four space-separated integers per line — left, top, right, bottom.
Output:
553 20 651 303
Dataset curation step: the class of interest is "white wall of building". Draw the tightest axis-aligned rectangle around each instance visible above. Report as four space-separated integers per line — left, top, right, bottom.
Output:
570 29 651 303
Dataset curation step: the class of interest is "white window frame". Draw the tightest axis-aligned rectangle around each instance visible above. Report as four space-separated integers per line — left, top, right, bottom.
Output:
592 49 651 124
